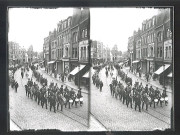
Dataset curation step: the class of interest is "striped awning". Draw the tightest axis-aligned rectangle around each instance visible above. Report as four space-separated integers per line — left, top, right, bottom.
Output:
83 71 89 78
167 72 172 77
69 65 85 75
154 64 170 75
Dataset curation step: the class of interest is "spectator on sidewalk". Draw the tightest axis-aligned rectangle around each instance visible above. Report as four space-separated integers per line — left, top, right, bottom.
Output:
100 81 103 92
61 74 64 83
146 73 149 82
15 81 19 93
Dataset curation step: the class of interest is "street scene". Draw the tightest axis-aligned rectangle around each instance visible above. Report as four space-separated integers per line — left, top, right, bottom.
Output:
90 8 173 131
8 8 93 131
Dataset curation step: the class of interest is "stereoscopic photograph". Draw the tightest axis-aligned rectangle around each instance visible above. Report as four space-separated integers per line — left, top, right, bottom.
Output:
8 7 174 132
8 8 91 131
90 7 173 131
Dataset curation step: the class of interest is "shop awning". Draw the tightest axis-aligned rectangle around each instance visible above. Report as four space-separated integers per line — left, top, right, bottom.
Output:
47 61 55 64
132 60 139 64
154 64 170 75
167 72 172 77
83 71 89 78
69 65 85 75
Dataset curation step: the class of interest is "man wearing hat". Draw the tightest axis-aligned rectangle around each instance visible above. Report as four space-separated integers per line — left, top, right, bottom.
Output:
60 85 64 94
70 88 76 106
145 84 149 94
99 80 103 92
134 92 141 112
49 90 56 113
77 88 83 106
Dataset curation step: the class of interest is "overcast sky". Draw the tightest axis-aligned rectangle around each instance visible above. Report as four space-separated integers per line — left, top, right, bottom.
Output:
9 7 160 53
8 8 73 52
90 8 159 52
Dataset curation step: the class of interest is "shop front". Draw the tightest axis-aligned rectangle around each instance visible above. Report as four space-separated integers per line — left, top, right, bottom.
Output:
47 61 55 75
70 61 78 72
56 60 63 74
140 59 147 74
147 59 155 75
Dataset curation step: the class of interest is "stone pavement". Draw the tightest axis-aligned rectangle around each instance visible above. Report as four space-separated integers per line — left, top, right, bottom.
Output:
122 67 172 93
90 67 171 131
9 68 107 131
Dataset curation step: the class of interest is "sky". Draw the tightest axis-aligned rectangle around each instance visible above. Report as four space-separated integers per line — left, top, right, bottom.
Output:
90 8 159 52
9 7 160 53
8 8 73 52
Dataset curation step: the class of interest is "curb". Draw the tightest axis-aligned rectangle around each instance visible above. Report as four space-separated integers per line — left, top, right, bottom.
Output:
122 68 172 93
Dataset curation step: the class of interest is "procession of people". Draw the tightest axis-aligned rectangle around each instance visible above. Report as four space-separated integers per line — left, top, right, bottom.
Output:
10 63 84 113
92 62 168 112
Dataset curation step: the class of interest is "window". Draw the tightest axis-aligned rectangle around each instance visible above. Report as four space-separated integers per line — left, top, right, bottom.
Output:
81 47 83 58
160 47 163 57
167 29 171 38
157 47 159 57
82 30 85 38
75 48 77 58
169 46 172 58
73 32 78 43
85 29 87 37
165 47 168 58
151 47 153 57
157 31 163 42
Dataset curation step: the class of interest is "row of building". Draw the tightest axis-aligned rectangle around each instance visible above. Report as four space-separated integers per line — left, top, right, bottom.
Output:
43 8 90 85
127 9 172 85
91 41 123 65
9 42 43 67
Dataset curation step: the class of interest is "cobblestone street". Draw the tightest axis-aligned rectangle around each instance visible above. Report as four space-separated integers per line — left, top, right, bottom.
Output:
90 66 171 131
10 69 89 131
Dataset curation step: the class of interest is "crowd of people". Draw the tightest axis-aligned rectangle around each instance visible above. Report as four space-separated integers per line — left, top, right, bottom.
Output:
9 63 84 113
109 64 169 112
92 70 104 92
92 62 169 113
23 68 84 113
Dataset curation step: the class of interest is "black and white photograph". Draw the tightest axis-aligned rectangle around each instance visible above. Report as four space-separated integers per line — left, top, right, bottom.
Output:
90 7 173 131
8 6 174 132
8 7 92 131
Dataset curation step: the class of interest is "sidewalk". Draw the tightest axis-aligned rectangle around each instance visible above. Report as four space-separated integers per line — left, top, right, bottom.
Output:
37 68 88 94
122 67 172 93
